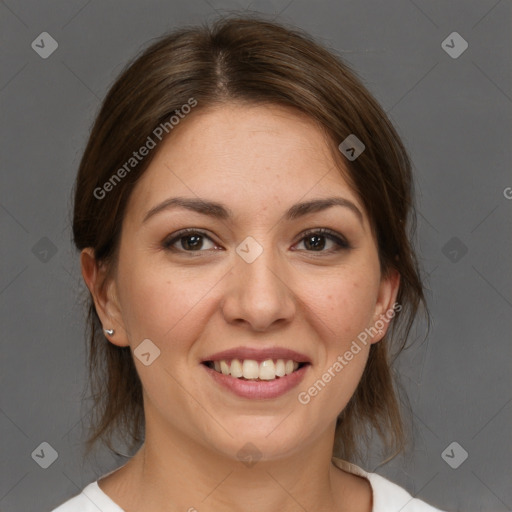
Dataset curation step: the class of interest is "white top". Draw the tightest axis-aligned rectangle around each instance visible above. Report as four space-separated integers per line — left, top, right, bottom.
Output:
51 457 444 511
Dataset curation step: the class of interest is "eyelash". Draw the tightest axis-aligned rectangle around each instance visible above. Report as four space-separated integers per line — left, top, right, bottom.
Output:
162 228 350 255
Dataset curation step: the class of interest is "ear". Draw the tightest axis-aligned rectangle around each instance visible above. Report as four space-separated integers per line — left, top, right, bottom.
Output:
369 268 401 344
80 247 129 347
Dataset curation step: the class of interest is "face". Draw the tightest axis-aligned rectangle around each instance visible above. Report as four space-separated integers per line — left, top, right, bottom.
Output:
84 103 399 461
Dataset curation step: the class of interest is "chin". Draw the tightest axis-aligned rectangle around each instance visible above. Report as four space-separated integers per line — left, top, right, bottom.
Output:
202 416 314 463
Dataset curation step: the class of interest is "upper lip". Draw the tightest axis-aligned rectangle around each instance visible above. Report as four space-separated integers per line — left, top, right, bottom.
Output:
202 346 312 364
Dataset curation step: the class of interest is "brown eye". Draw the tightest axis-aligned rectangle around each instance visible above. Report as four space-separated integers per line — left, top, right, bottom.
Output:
163 229 218 252
303 233 327 251
295 229 350 253
179 234 205 250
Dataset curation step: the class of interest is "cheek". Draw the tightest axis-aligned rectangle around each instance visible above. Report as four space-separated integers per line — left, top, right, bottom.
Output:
299 264 380 343
116 255 220 347
296 271 377 422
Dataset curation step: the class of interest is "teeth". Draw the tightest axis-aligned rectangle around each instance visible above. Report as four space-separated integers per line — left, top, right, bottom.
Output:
259 359 275 380
220 360 230 375
230 358 243 378
275 359 286 377
209 358 304 380
242 359 259 379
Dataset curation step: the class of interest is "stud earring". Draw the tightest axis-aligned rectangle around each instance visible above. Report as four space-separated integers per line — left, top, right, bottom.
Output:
104 328 115 336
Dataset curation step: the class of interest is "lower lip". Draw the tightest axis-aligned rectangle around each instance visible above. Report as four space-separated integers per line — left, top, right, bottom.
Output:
202 364 309 399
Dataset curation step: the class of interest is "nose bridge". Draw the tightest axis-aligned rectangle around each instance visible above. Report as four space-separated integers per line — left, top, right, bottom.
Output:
222 235 295 330
240 241 281 289
237 235 287 299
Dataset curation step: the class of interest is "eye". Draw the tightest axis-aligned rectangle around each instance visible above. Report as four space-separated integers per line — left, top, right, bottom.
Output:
162 227 350 255
162 229 220 252
294 228 350 253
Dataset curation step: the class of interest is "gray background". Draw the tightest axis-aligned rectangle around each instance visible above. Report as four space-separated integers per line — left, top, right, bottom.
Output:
1 0 511 511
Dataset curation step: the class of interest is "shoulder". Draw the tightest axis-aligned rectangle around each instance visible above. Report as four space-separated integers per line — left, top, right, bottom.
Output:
332 458 445 512
50 481 125 512
367 472 444 511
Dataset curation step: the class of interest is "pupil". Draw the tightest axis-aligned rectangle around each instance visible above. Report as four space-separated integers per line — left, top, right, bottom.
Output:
306 235 325 251
184 235 202 250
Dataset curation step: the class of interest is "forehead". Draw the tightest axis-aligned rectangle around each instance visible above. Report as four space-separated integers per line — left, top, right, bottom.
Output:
125 103 364 221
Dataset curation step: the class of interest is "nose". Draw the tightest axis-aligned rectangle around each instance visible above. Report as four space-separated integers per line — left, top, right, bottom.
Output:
221 244 296 332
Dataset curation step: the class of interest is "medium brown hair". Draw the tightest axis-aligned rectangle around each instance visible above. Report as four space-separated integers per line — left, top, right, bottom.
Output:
72 14 426 462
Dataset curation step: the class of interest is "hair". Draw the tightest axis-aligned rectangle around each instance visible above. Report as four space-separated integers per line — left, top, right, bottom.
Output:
72 14 427 463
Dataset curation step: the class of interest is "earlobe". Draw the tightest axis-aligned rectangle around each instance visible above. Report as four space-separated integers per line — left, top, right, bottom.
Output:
369 268 401 344
80 248 129 347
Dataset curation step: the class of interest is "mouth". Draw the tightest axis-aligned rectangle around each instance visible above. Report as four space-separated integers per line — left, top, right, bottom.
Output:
202 359 309 381
200 347 311 399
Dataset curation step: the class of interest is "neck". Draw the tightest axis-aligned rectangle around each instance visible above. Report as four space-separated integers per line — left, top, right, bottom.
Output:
101 418 371 512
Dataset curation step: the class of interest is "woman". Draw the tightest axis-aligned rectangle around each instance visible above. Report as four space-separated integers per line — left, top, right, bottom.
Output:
52 16 445 512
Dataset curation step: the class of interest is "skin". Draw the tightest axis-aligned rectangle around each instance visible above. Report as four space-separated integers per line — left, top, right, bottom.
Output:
81 103 400 512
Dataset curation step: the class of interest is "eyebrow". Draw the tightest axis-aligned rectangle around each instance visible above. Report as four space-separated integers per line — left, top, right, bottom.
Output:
142 196 363 225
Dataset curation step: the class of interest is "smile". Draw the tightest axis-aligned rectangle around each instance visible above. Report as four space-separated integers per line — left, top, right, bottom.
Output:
204 358 306 381
201 346 311 399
